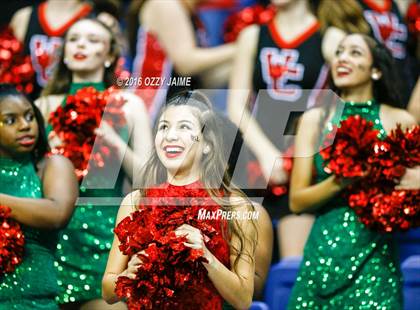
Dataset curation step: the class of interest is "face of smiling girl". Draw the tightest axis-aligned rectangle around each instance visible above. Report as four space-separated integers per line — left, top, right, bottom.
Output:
64 19 113 75
155 105 208 180
331 34 377 90
0 96 39 158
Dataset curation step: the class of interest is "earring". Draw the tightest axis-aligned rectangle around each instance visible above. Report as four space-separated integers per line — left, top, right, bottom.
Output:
371 72 380 80
203 145 210 155
104 60 111 68
63 58 68 64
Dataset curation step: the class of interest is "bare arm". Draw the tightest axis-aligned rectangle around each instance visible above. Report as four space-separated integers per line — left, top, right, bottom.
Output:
199 63 232 88
322 26 346 64
291 106 419 213
119 93 153 179
142 0 235 76
104 194 256 308
394 0 411 16
227 25 286 183
35 95 64 122
289 108 344 214
381 104 417 131
95 92 153 181
0 155 78 229
253 204 273 299
201 201 256 309
102 191 139 304
9 6 32 42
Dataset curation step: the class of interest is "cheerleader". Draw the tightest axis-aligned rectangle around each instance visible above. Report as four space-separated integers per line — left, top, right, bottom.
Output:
0 84 78 309
318 0 417 106
36 18 152 309
227 0 329 258
102 90 257 309
288 33 419 309
9 0 122 99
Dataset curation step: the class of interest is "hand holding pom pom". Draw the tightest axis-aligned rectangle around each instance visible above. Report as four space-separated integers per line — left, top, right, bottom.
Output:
49 86 127 181
321 117 420 232
119 251 145 280
395 167 420 190
114 182 229 309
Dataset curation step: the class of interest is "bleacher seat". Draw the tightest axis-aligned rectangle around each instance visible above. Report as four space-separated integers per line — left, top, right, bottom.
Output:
264 256 302 310
398 228 420 262
402 255 420 310
250 301 270 310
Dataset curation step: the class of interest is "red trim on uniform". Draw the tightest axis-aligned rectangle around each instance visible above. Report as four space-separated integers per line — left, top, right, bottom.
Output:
38 2 92 37
268 20 320 49
363 0 392 12
198 0 236 9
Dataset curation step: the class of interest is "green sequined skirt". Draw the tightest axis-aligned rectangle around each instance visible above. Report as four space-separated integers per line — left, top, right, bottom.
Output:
0 242 59 310
55 202 119 303
288 205 402 310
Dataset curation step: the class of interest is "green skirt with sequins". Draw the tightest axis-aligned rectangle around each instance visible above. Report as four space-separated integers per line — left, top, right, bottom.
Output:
0 242 59 310
55 201 119 304
288 204 403 310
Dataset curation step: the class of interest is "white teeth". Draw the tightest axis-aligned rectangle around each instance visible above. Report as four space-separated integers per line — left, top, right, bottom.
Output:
165 147 183 153
337 67 351 73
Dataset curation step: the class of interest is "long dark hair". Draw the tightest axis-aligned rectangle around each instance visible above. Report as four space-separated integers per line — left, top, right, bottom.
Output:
0 84 49 164
137 90 257 272
42 17 120 96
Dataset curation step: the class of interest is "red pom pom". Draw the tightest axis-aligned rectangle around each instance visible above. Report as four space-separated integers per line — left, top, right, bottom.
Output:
0 27 34 94
362 125 420 232
321 115 379 178
406 2 420 35
48 87 127 181
223 4 276 43
114 183 229 309
369 125 420 183
322 117 420 232
0 205 25 275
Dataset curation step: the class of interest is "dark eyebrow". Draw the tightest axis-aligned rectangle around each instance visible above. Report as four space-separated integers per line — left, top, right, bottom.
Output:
0 112 16 116
158 119 194 125
1 108 33 116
